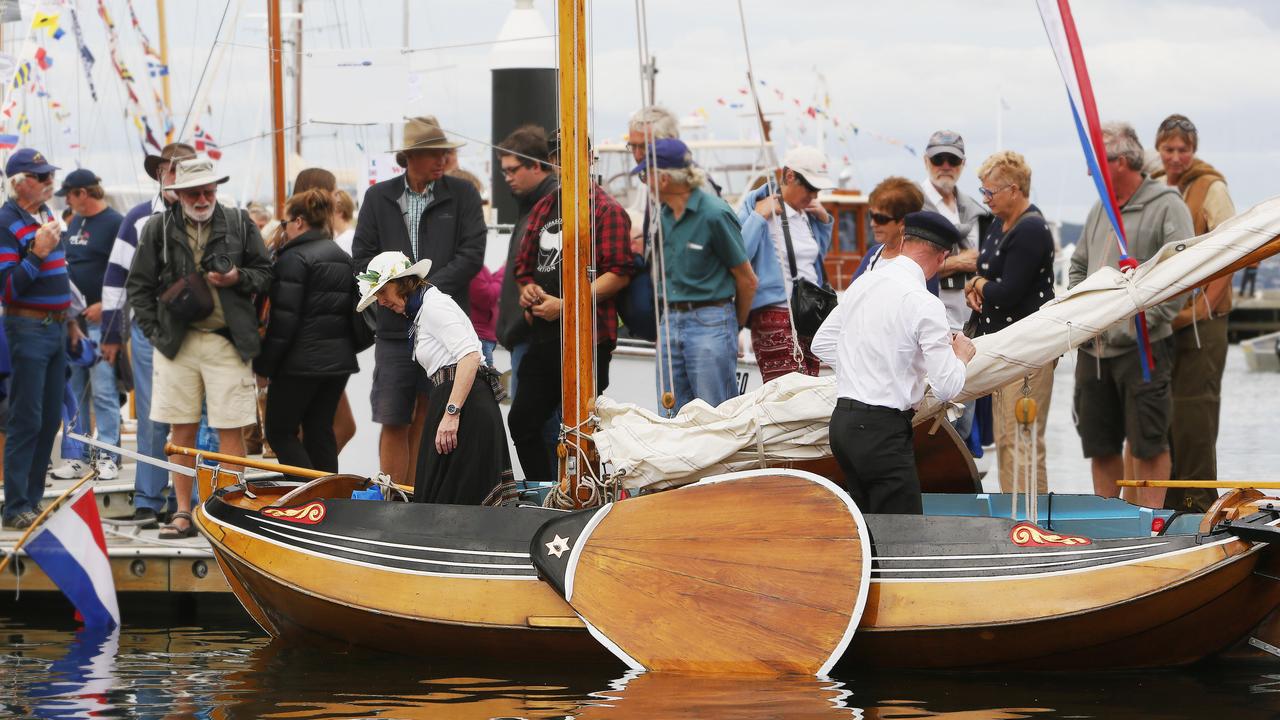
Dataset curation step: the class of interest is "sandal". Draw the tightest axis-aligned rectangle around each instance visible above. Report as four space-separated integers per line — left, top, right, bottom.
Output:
159 511 197 539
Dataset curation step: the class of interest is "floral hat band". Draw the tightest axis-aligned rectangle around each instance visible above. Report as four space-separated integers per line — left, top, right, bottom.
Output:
355 251 432 312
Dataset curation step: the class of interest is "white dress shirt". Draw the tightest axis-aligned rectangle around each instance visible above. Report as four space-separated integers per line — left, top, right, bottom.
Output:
412 286 483 376
921 180 979 330
767 203 820 295
811 256 966 410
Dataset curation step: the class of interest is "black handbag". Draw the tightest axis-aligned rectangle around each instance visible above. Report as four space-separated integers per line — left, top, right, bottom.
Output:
159 272 215 324
778 199 838 337
351 302 376 353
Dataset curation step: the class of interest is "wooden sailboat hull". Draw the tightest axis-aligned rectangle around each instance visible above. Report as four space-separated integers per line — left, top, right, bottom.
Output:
195 472 1280 671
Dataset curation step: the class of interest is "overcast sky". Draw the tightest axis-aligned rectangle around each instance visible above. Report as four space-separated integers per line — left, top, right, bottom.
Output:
11 0 1280 224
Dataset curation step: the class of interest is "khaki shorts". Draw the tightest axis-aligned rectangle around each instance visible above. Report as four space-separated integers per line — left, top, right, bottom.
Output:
151 330 257 429
1073 338 1173 460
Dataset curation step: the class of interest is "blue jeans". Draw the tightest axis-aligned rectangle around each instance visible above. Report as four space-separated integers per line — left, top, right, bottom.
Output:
68 323 120 464
655 302 739 418
480 339 496 368
3 316 67 520
131 323 176 512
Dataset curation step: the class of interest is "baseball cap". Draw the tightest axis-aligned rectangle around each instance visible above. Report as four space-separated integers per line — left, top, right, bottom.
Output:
5 148 58 177
924 130 965 160
782 146 835 190
55 168 101 197
631 138 692 175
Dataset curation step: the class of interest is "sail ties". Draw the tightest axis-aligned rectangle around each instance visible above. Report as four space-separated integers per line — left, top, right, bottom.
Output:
544 413 618 510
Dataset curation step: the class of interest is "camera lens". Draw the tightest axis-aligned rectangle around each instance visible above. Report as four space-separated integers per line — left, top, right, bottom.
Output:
204 253 233 275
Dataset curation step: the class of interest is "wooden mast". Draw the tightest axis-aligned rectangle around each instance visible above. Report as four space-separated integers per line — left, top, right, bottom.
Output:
556 0 593 507
156 0 173 142
267 0 287 215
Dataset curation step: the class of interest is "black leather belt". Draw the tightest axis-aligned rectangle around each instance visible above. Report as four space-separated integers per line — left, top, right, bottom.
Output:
667 298 731 312
836 397 915 420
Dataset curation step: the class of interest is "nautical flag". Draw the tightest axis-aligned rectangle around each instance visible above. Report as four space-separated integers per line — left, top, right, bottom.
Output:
194 125 222 160
11 61 30 90
1037 0 1154 379
0 134 17 149
23 487 120 629
146 60 167 77
17 113 30 134
142 117 162 152
32 11 66 39
35 48 52 70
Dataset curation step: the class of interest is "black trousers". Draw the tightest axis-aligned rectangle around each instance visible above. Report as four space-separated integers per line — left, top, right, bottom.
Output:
508 340 612 483
829 402 922 514
264 374 349 479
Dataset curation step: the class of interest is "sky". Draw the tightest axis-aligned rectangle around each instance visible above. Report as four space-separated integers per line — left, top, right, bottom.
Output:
7 0 1279 225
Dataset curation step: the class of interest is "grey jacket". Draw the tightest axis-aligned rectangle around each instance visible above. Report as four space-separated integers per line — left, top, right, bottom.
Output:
126 204 274 361
1069 176 1194 358
922 188 992 250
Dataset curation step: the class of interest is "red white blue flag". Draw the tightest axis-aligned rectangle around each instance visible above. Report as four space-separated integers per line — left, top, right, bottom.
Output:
1037 0 1154 378
24 488 120 629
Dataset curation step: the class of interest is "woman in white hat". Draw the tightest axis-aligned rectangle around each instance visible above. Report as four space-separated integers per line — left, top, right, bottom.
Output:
357 251 512 504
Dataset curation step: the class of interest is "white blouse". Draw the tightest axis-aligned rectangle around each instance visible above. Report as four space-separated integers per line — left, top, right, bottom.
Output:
411 286 483 376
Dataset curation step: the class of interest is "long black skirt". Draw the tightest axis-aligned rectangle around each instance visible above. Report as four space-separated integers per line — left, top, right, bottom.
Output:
413 374 513 505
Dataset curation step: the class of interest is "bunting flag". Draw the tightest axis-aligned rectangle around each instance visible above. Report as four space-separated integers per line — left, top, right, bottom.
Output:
32 11 65 40
10 61 29 90
34 48 52 70
1037 0 1155 379
146 60 167 77
0 134 17 149
194 125 221 160
141 117 162 152
67 3 98 101
17 113 30 135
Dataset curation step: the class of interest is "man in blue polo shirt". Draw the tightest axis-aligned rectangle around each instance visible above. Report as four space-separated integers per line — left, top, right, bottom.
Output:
635 138 757 416
51 168 125 481
0 148 82 529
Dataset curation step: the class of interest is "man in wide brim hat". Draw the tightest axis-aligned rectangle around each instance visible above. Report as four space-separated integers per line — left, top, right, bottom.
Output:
143 142 198 182
164 157 231 191
394 116 465 168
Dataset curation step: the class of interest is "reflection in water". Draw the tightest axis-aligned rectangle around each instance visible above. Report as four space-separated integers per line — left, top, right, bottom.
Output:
5 620 1280 719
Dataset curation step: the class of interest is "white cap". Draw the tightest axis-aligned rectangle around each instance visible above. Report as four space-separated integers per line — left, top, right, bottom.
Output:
781 146 835 191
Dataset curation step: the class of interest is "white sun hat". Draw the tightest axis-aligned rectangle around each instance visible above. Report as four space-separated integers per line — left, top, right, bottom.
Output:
355 251 433 312
165 157 230 191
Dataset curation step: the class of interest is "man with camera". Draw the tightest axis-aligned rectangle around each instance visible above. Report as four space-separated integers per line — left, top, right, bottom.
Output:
126 158 273 539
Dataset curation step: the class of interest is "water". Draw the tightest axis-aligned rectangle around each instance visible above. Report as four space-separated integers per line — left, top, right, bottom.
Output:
5 615 1280 719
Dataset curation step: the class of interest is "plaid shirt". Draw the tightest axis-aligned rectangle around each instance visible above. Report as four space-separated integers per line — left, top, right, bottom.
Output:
516 183 633 345
402 181 433 261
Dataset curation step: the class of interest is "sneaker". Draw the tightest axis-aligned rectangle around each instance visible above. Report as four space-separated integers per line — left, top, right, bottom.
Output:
48 460 89 480
132 507 160 529
3 511 38 530
95 459 120 481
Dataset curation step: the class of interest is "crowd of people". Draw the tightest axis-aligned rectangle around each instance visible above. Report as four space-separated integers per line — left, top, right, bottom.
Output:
0 108 1239 531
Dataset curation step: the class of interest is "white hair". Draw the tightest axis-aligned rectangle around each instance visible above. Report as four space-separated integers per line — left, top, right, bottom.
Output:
628 106 680 139
657 165 706 189
1102 121 1144 171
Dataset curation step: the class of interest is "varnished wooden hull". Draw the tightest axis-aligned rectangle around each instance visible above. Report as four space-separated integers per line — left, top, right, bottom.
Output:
195 471 1280 671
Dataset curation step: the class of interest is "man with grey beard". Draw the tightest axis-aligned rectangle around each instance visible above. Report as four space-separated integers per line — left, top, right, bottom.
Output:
126 158 273 539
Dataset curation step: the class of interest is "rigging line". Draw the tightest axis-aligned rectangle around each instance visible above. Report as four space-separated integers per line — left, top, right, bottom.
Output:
218 121 309 150
401 34 556 54
177 0 233 143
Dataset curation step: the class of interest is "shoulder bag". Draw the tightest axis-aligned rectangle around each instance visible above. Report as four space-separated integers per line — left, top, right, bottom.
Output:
778 199 837 337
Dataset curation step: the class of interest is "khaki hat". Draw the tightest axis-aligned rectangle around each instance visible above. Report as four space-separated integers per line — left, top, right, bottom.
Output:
782 146 835 191
355 251 433 312
165 158 230 191
144 142 198 182
394 116 464 156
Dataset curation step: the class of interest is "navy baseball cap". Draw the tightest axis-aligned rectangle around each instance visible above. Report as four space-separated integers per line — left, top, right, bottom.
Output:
55 168 101 197
631 138 692 175
5 148 58 177
903 211 963 251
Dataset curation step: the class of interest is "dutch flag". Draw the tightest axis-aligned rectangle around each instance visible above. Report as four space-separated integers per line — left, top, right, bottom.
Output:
24 488 120 629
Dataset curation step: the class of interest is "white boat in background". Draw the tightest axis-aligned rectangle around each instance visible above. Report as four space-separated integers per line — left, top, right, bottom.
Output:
1241 330 1280 372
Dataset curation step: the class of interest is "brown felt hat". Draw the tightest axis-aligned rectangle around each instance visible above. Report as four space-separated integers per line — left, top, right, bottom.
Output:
393 116 464 167
144 142 198 182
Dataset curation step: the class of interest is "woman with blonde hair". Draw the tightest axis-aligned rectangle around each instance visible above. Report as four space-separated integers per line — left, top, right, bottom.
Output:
963 150 1055 493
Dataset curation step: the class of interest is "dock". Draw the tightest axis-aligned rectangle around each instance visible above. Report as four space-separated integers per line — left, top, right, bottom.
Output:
1229 289 1280 341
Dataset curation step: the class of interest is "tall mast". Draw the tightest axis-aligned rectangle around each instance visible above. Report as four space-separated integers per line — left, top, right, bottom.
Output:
267 0 286 215
556 0 593 507
293 0 303 157
157 0 173 142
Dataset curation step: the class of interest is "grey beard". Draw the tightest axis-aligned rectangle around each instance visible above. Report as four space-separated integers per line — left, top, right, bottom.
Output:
932 176 956 195
183 203 215 223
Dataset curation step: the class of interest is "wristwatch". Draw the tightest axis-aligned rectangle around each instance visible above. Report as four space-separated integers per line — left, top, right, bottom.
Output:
445 403 461 416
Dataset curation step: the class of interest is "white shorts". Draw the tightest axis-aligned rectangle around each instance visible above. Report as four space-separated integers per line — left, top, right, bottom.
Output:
151 330 257 429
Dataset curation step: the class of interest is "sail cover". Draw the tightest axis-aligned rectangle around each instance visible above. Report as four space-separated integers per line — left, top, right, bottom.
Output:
595 197 1280 490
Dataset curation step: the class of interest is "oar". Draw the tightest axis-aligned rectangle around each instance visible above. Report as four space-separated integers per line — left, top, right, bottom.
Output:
1118 480 1280 489
0 470 96 576
530 469 871 676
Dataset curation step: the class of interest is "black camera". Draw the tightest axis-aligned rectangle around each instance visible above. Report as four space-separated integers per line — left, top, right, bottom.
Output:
203 253 234 275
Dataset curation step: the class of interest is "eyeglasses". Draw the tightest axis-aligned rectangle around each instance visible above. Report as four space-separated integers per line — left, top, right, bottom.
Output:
929 154 962 168
627 142 646 152
979 184 1015 201
500 164 524 177
179 188 218 199
869 211 901 225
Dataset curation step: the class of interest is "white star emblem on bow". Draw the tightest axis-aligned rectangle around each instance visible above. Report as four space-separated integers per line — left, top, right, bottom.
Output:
545 534 570 559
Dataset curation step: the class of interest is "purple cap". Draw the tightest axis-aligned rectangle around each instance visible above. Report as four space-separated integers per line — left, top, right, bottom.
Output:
5 148 58 177
631 138 692 175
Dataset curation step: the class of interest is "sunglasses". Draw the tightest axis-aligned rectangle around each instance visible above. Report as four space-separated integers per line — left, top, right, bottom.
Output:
869 211 901 225
792 172 819 194
979 184 1015 201
929 154 962 168
26 172 53 183
179 188 218 199
1159 116 1197 134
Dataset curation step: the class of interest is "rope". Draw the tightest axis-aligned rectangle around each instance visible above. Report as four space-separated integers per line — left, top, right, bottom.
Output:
176 0 233 142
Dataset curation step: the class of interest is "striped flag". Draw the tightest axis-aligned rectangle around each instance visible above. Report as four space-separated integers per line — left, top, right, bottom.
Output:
23 488 120 629
1037 0 1155 379
194 125 222 160
0 134 18 149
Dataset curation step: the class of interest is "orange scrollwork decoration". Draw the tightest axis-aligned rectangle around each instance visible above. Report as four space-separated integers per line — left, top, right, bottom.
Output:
1009 521 1092 547
261 501 326 525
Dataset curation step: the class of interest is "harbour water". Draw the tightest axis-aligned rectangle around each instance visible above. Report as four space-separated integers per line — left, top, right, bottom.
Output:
3 345 1280 719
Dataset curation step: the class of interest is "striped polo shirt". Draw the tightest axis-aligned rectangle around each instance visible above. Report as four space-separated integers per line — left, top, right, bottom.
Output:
0 199 71 311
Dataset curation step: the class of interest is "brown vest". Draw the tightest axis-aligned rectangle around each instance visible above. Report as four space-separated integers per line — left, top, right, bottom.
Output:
1178 164 1232 318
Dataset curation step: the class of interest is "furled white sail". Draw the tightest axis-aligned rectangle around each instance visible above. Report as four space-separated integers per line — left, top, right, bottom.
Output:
596 197 1280 490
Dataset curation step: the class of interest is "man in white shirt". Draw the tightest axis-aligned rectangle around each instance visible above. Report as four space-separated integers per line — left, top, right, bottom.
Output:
920 130 992 331
812 211 976 514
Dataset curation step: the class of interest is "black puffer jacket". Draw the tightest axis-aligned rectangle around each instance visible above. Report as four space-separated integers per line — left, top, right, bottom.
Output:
253 229 359 378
